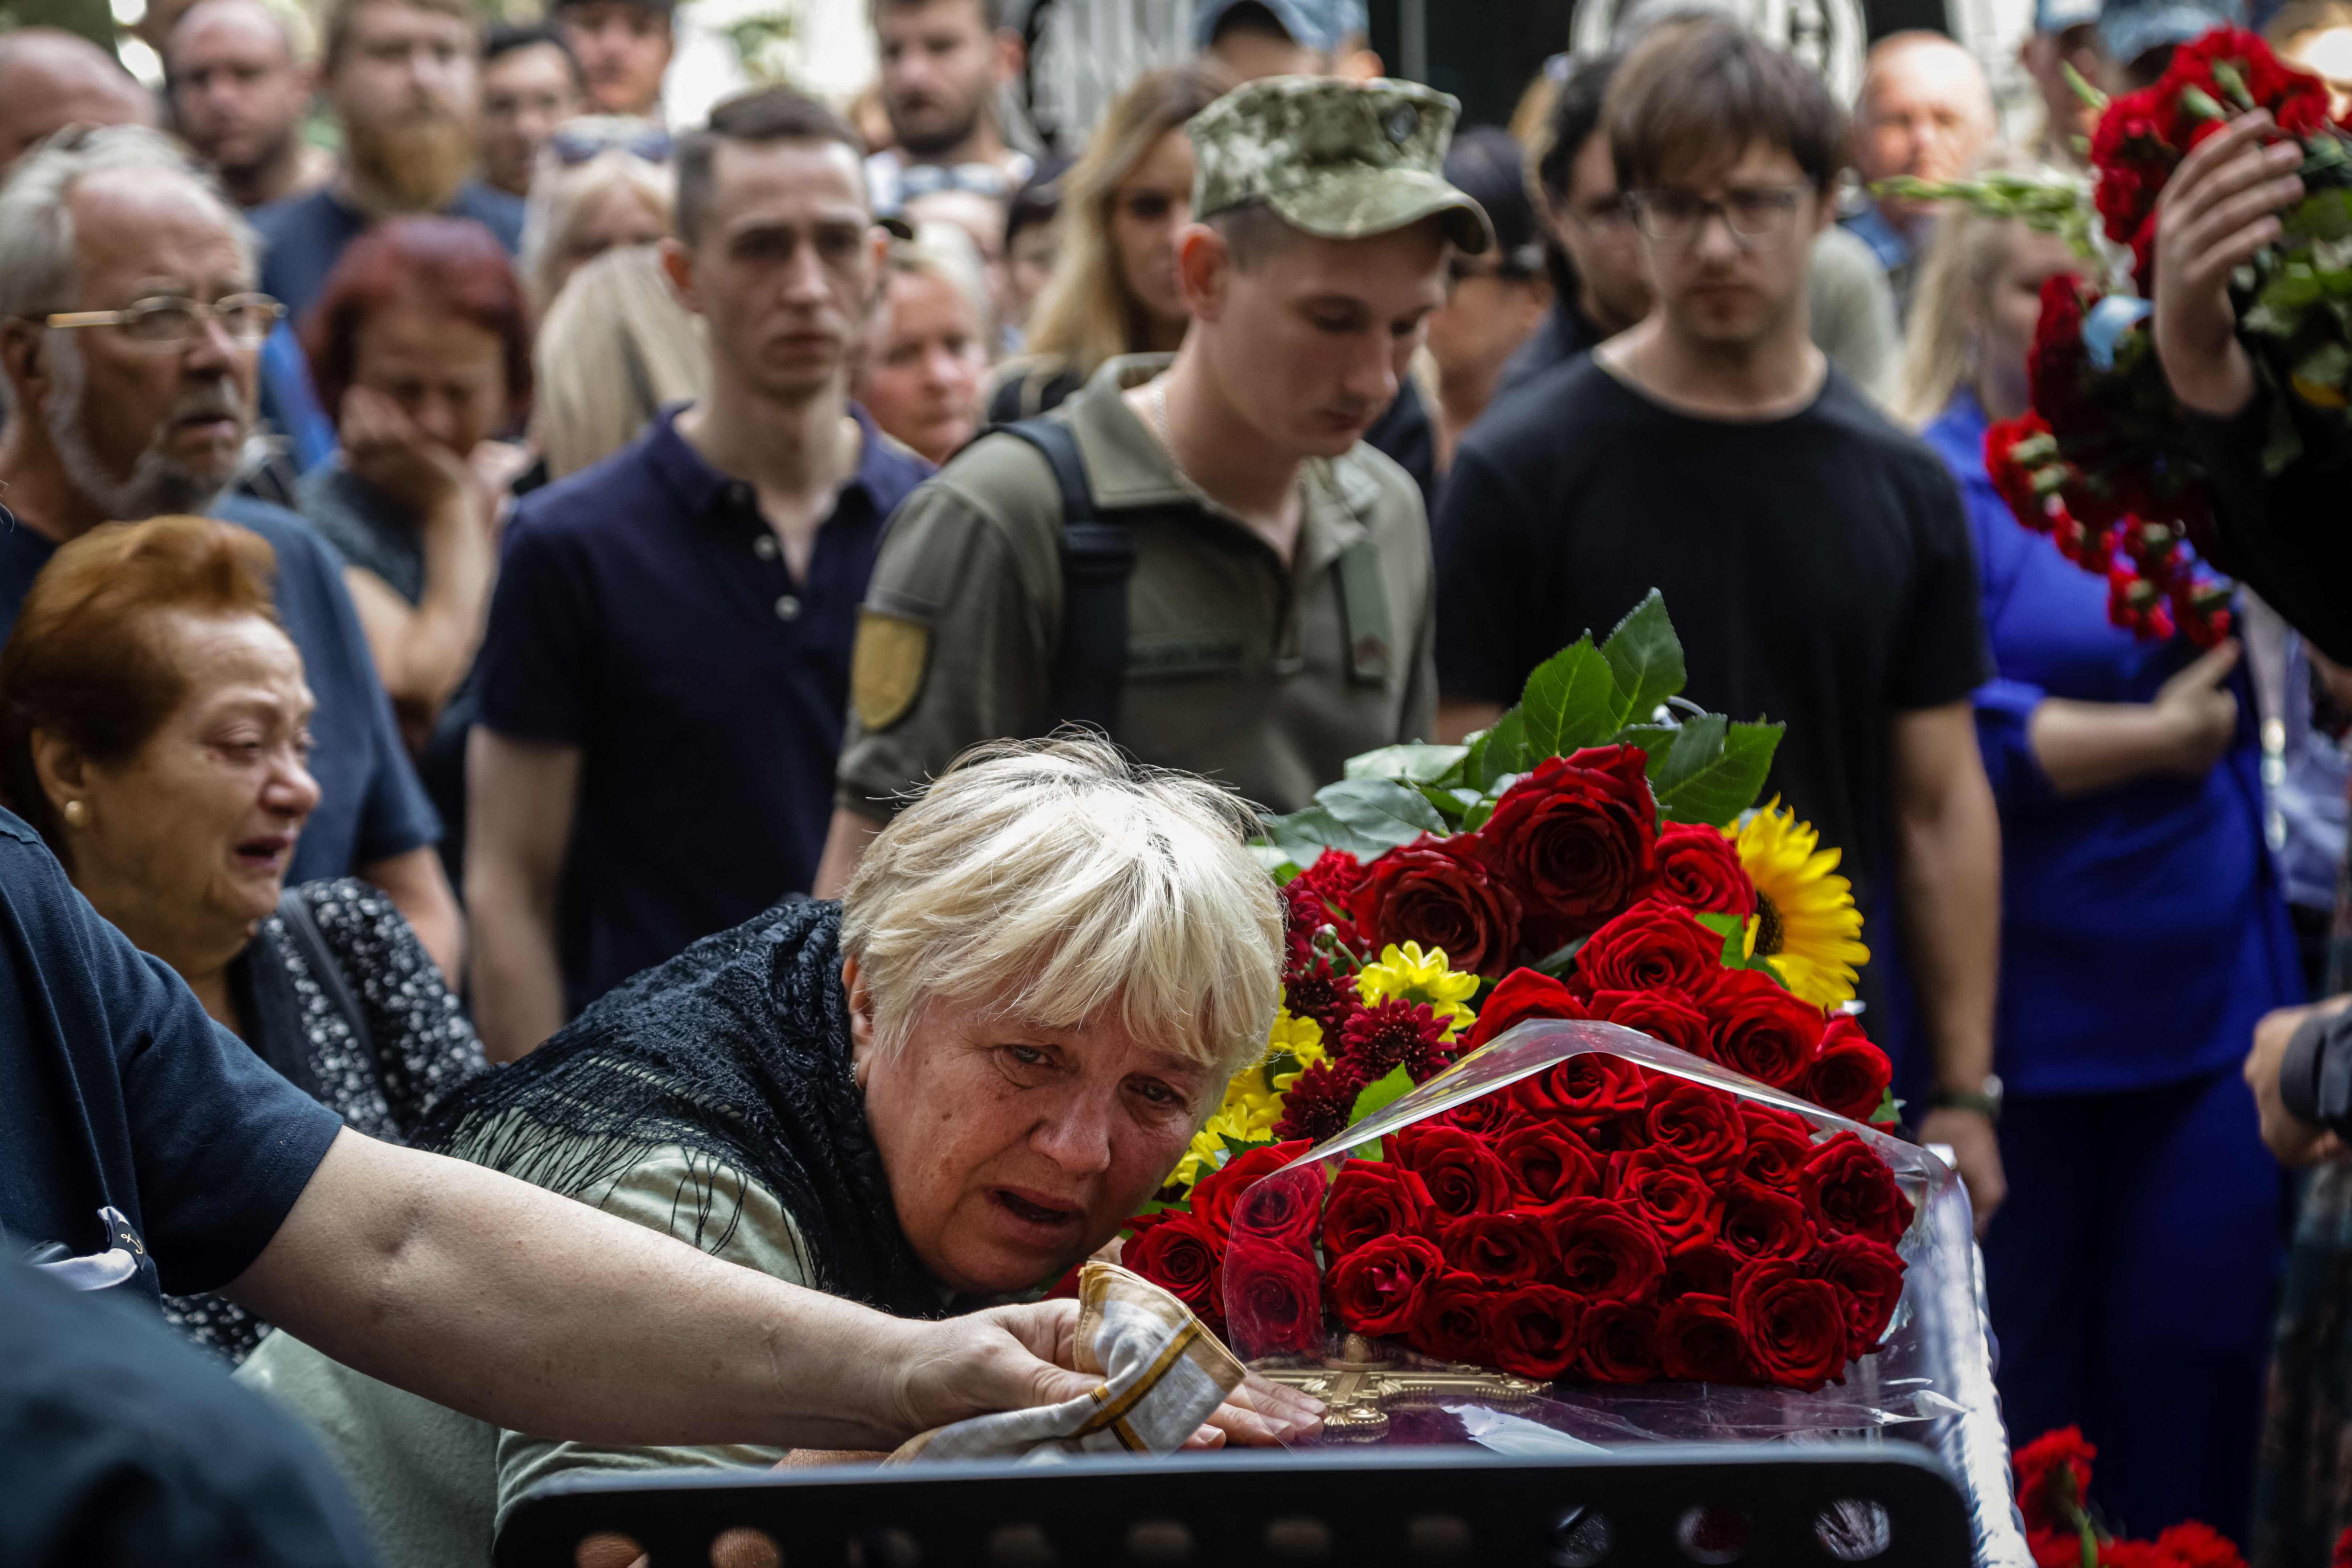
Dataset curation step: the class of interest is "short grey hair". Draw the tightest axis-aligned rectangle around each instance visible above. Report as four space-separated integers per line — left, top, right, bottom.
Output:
840 735 1285 1087
0 125 258 328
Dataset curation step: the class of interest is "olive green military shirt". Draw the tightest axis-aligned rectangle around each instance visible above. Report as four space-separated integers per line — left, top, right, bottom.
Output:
838 354 1438 816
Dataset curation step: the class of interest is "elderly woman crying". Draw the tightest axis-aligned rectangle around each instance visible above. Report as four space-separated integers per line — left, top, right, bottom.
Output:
239 735 1313 1567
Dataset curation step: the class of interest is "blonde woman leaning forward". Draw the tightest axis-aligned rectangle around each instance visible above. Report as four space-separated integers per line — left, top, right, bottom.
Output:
983 62 1231 422
529 241 708 480
240 735 1322 1567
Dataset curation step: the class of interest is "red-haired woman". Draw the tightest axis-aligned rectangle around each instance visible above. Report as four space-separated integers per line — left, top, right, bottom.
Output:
298 217 535 756
0 517 487 1362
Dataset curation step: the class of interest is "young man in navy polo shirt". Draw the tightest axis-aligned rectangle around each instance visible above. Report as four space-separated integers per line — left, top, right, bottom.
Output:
468 86 930 1060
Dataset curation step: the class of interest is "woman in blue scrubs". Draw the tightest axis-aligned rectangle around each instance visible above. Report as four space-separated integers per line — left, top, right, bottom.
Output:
1901 192 2301 1544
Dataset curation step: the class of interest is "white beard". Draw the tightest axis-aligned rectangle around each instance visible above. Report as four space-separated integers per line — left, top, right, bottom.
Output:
45 333 232 522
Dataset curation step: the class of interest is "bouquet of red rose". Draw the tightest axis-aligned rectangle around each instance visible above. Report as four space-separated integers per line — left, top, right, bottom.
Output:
2014 1427 2245 1567
1121 595 1926 1397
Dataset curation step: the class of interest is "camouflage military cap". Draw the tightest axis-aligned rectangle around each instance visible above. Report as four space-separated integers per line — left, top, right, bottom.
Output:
1190 75 1494 254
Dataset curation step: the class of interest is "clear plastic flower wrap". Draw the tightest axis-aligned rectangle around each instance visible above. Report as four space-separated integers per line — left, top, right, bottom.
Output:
1219 1019 2030 1568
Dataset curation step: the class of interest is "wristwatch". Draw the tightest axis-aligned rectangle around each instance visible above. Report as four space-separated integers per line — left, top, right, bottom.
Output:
1927 1074 2004 1123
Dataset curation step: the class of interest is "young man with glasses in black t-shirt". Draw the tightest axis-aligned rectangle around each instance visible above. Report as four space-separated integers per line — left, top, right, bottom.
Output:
1433 18 2008 1232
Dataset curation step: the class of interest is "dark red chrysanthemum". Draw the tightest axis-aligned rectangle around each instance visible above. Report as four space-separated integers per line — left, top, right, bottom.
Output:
1337 998 1458 1084
1271 1058 1365 1144
1283 954 1364 1039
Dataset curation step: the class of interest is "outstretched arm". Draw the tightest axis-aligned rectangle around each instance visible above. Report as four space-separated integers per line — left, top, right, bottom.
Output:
225 1128 1108 1451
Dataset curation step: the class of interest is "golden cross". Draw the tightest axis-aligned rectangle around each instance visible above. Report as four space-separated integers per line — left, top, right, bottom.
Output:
1258 1334 1549 1441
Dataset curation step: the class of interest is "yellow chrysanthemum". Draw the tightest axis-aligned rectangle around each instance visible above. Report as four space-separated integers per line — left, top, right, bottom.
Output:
1170 1009 1325 1188
1728 798 1870 1009
1355 941 1478 1038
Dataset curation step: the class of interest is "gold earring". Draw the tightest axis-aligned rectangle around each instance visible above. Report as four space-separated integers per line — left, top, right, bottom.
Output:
61 800 86 827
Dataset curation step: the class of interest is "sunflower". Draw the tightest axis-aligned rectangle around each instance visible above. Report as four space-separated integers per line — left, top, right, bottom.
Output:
1727 798 1869 1009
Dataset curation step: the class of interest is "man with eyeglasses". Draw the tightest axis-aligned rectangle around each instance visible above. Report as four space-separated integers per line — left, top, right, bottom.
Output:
1433 19 2006 1232
0 125 460 979
254 0 523 326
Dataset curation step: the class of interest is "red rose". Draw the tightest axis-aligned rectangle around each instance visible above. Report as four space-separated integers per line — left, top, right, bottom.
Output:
1437 1090 1532 1140
1586 987 1715 1057
1321 1159 1435 1258
1349 834 1523 978
1440 1211 1558 1284
1804 1016 1892 1124
1284 849 1368 958
1658 1293 1750 1383
1571 903 1722 1000
1737 1105 1817 1191
1652 823 1757 919
2013 1427 2096 1539
1662 1238 1740 1300
1706 969 1826 1090
1801 1133 1915 1246
1515 1051 1650 1138
1548 1196 1668 1303
1477 747 1659 952
1643 1078 1750 1175
1326 1234 1446 1338
1733 1260 1849 1391
1575 1299 1661 1383
1393 1125 1514 1221
1487 1282 1587 1379
1718 1177 1816 1262
1191 1140 1313 1243
1462 967 1588 1050
1604 1148 1722 1248
1124 1213 1223 1323
1223 1239 1323 1356
1408 1269 1497 1363
1809 1234 1907 1358
1497 1122 1602 1206
2147 1523 2243 1568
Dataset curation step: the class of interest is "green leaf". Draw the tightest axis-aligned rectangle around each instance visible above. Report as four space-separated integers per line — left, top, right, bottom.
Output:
1466 709 1530 790
1519 636 1625 757
1345 744 1470 784
1346 1066 1416 1156
1653 719 1784 827
1416 783 1475 822
1129 1197 1190 1222
1873 1088 1904 1126
1615 723 1680 775
1693 910 1746 967
1599 590 1686 727
1528 934 1588 977
1314 777 1446 849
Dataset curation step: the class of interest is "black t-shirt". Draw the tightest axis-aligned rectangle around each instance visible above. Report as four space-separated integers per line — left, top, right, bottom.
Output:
0 1256 375 1566
1434 358 1989 1065
0 809 343 1300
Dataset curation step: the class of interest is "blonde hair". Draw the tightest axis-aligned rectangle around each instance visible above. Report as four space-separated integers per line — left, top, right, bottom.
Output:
899 222 990 330
839 734 1284 1086
1018 62 1232 382
1895 147 2060 429
519 118 675 309
529 243 707 479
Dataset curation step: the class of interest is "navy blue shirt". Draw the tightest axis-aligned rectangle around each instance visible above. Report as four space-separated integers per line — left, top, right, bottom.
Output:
0 810 343 1299
1925 392 2303 1094
477 404 930 1014
252 181 525 327
0 497 441 885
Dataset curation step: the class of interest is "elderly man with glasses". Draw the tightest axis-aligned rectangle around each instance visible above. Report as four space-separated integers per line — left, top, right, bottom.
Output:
0 124 462 981
1433 19 2006 1234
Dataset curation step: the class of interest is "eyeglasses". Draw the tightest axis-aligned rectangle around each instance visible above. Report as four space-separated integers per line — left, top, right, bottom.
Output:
39 292 285 350
1625 186 1809 251
1567 194 1636 235
549 122 675 165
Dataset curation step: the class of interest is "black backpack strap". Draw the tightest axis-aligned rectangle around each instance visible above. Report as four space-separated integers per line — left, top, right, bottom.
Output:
991 417 1134 737
275 885 375 1063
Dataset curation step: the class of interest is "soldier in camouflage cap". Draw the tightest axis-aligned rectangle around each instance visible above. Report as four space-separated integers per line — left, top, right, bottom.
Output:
1189 74 1493 255
816 75 1491 894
